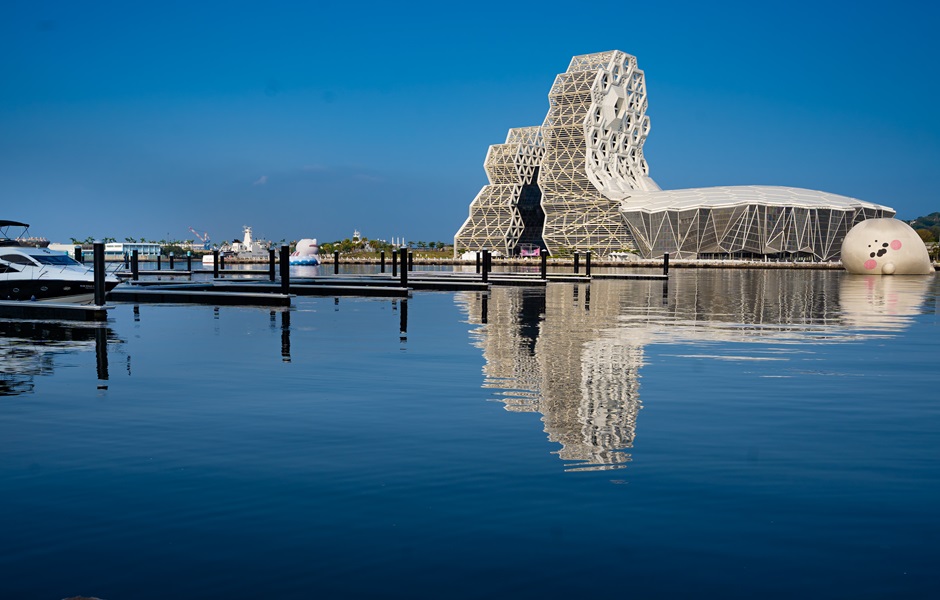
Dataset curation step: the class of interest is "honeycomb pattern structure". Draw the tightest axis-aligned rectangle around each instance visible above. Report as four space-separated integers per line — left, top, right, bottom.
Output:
455 50 895 261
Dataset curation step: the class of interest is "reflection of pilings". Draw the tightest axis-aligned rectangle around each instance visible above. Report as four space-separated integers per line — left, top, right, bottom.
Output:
400 298 408 341
95 326 109 386
281 310 291 362
481 293 488 324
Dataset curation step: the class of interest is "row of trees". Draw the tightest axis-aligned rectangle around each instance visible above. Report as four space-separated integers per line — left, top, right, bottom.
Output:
319 236 450 255
911 212 940 243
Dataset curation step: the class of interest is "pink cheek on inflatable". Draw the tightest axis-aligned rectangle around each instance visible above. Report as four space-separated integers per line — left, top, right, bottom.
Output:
864 259 877 270
891 240 902 250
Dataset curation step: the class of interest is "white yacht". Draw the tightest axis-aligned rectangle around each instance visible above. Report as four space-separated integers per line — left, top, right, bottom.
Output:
202 226 272 264
0 220 119 303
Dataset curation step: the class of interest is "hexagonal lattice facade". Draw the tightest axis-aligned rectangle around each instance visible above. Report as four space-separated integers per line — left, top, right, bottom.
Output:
454 127 544 256
455 51 895 261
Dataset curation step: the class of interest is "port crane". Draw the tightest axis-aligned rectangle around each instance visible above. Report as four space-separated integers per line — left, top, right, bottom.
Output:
188 227 211 250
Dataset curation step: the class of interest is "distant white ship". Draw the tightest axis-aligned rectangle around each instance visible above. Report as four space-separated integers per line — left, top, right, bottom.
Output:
289 238 320 266
203 226 271 264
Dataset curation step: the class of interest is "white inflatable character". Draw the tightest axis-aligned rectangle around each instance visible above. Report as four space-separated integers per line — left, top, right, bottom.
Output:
841 218 934 275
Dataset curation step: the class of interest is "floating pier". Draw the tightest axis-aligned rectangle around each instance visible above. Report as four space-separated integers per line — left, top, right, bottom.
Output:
0 300 110 321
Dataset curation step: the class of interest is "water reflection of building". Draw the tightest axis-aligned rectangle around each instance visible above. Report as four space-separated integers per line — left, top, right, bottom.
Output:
457 271 934 471
0 320 117 396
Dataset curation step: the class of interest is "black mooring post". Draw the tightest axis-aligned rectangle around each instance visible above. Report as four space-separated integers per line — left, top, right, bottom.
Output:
219 254 225 271
123 253 129 269
213 250 219 278
93 242 106 305
540 251 547 279
380 251 386 273
333 250 339 275
156 255 162 270
408 252 413 271
399 247 408 288
392 249 398 277
75 246 83 264
663 252 670 276
585 251 591 277
169 252 175 270
573 252 580 274
131 249 139 281
482 249 489 284
280 245 290 294
269 248 276 282
475 251 481 274
187 253 192 272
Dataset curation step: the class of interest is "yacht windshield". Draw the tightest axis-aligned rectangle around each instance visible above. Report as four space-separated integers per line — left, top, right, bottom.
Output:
0 254 37 266
32 254 82 266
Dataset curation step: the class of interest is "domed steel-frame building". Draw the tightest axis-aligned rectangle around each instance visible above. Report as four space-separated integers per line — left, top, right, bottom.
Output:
454 50 893 261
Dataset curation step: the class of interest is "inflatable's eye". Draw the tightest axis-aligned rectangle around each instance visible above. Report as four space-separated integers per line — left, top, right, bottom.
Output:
870 252 876 258
882 242 889 248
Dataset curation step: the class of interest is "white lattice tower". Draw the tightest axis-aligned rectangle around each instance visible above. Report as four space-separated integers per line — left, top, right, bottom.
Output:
454 127 544 255
539 51 659 256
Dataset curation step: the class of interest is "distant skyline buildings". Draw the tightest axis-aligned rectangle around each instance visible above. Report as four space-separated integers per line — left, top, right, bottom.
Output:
456 51 895 260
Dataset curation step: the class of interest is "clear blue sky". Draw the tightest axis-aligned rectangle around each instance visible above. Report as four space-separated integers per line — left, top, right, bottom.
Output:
2 0 938 245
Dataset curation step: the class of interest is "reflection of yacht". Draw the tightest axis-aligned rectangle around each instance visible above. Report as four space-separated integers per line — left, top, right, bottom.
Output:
0 320 115 396
1 220 120 302
202 226 272 264
289 239 320 266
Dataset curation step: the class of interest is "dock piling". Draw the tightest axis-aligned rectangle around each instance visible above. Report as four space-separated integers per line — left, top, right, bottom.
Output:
540 252 547 279
399 247 408 288
663 252 670 276
392 250 398 277
213 250 219 278
93 242 106 305
131 250 139 281
75 246 83 264
334 250 339 275
169 253 175 270
268 248 276 282
157 255 162 270
380 251 386 273
475 251 481 274
585 251 591 277
573 252 580 274
280 245 290 294
482 249 489 284
187 253 192 272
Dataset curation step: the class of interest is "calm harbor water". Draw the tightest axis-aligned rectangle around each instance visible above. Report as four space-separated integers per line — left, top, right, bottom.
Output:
1 268 938 598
